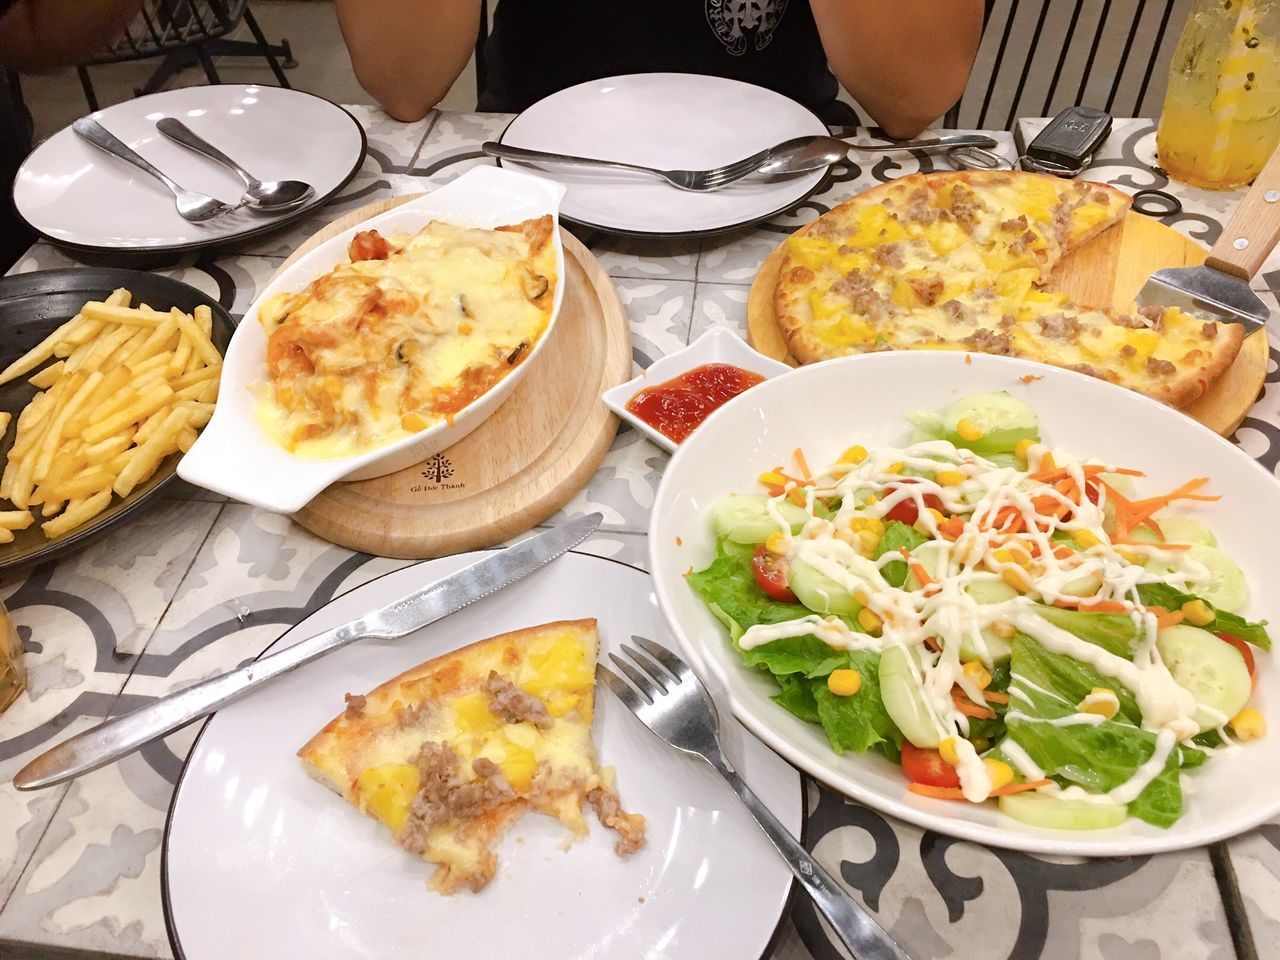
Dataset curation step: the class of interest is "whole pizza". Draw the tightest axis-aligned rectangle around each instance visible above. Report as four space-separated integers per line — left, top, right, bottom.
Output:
773 171 1242 407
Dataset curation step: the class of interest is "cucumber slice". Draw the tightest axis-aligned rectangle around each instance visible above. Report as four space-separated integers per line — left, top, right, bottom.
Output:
879 644 949 748
904 542 945 591
789 558 861 617
1156 624 1252 732
713 495 809 544
998 792 1128 830
967 579 1019 605
959 579 1018 662
1060 570 1102 598
1186 545 1247 612
1156 517 1217 547
940 392 1039 456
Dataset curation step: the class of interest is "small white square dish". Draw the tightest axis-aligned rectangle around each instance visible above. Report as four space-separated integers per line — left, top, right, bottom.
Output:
177 166 567 514
603 326 792 453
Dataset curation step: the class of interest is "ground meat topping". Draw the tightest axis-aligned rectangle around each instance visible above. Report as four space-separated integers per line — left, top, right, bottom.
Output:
901 188 940 225
1000 313 1017 329
949 184 987 229
908 275 944 306
1092 189 1112 204
1120 344 1136 358
832 269 891 317
397 701 430 729
999 215 1029 232
1036 312 1080 340
587 787 647 857
1202 321 1218 339
483 671 553 729
398 742 517 855
962 329 1014 355
1137 304 1166 328
836 244 856 256
940 299 972 324
1069 362 1112 380
1112 313 1147 329
1146 356 1176 376
872 242 905 269
343 693 367 718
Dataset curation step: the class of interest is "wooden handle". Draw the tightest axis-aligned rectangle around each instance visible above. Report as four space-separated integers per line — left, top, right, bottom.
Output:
1204 144 1280 280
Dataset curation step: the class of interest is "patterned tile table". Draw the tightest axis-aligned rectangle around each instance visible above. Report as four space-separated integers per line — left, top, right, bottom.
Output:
0 111 1276 960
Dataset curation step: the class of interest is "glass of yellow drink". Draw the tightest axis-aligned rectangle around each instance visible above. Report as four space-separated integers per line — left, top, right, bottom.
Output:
1157 0 1280 189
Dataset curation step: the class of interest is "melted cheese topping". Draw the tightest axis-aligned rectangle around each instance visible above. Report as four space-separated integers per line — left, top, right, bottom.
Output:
256 218 557 458
737 439 1222 802
782 174 1228 397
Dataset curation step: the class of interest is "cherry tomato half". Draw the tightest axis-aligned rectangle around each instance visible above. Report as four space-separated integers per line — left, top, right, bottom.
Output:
883 478 945 526
1217 631 1256 679
901 742 961 788
751 545 798 604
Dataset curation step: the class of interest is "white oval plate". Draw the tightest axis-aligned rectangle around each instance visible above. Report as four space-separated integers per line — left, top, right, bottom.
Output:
163 550 799 960
497 73 830 237
177 166 566 513
602 326 793 453
14 84 365 254
649 351 1280 857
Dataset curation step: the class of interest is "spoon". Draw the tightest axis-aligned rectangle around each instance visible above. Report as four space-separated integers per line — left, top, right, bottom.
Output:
757 133 1003 177
72 117 234 223
156 117 314 213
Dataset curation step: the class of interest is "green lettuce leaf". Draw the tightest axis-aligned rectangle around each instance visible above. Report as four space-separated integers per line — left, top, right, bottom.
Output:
687 539 806 639
740 635 848 678
1136 583 1271 651
812 651 900 754
1032 604 1141 659
1006 635 1189 828
874 521 929 588
772 675 820 723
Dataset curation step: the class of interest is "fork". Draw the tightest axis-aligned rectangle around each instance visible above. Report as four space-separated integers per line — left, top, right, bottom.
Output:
480 141 770 192
599 638 912 960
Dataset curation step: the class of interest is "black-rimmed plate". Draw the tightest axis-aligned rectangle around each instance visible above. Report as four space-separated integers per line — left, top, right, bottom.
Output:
13 84 366 256
0 268 233 572
496 73 831 239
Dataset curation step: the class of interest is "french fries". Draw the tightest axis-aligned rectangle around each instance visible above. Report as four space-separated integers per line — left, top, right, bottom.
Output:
0 288 222 541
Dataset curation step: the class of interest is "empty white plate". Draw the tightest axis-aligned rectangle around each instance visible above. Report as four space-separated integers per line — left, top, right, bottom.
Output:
15 84 365 254
497 73 830 237
163 550 800 960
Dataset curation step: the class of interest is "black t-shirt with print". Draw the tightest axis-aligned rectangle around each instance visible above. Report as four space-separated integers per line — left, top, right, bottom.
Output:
478 0 840 115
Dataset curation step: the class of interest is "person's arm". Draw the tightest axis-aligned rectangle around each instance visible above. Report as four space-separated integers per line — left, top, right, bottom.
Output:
0 0 142 72
335 0 480 122
810 0 983 139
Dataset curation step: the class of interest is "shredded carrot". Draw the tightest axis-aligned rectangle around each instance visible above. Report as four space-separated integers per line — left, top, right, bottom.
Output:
983 690 1011 705
952 688 997 719
1019 373 1044 384
1149 605 1186 629
924 636 942 653
983 506 1023 533
1108 476 1218 541
787 486 808 507
938 516 965 541
908 779 1053 801
901 547 934 588
793 447 812 481
1052 545 1075 560
1076 599 1130 613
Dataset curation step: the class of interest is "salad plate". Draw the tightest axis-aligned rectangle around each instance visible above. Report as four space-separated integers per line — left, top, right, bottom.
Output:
650 351 1279 856
163 550 799 960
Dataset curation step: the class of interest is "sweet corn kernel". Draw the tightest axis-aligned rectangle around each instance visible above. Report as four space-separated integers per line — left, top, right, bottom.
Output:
983 758 1015 791
839 445 868 465
865 494 878 506
827 668 862 697
991 620 1017 639
993 547 1030 567
457 321 473 335
1002 567 1032 592
857 608 883 634
884 462 904 475
850 517 885 536
759 470 788 487
1078 687 1119 719
955 418 984 442
1072 529 1101 549
962 660 992 689
764 531 788 555
1014 438 1034 462
1231 709 1265 740
936 470 966 487
1181 599 1215 627
1117 549 1143 565
938 736 961 766
858 529 880 554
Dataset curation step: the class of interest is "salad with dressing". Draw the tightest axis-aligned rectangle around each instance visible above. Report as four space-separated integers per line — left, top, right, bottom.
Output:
688 392 1270 830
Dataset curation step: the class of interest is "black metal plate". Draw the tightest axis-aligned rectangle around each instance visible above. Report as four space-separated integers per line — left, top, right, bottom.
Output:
0 268 233 574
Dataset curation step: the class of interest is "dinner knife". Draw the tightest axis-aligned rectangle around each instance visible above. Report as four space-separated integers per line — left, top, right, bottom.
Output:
13 513 602 791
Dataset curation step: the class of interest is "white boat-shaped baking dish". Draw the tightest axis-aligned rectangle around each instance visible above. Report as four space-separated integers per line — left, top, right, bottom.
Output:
178 166 567 514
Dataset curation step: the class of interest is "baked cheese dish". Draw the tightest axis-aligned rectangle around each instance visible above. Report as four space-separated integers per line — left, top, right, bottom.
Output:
774 171 1242 407
256 215 557 458
298 618 645 894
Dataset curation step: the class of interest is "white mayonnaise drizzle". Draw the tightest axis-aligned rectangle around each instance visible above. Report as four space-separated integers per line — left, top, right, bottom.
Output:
739 436 1225 804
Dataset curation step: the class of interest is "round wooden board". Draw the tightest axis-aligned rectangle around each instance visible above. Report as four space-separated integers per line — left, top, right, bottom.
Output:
746 209 1269 437
274 195 631 558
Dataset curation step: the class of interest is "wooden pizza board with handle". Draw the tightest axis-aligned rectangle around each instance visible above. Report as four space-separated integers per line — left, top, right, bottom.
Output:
746 210 1269 438
273 195 632 559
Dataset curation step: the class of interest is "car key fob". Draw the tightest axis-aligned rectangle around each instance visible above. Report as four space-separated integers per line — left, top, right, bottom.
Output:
1021 106 1112 177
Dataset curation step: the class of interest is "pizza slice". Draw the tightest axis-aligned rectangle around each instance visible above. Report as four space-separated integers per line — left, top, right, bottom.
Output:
772 170 1242 407
298 618 645 894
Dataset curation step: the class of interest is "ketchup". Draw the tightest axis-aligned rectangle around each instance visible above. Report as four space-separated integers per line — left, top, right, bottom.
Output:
625 363 765 444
